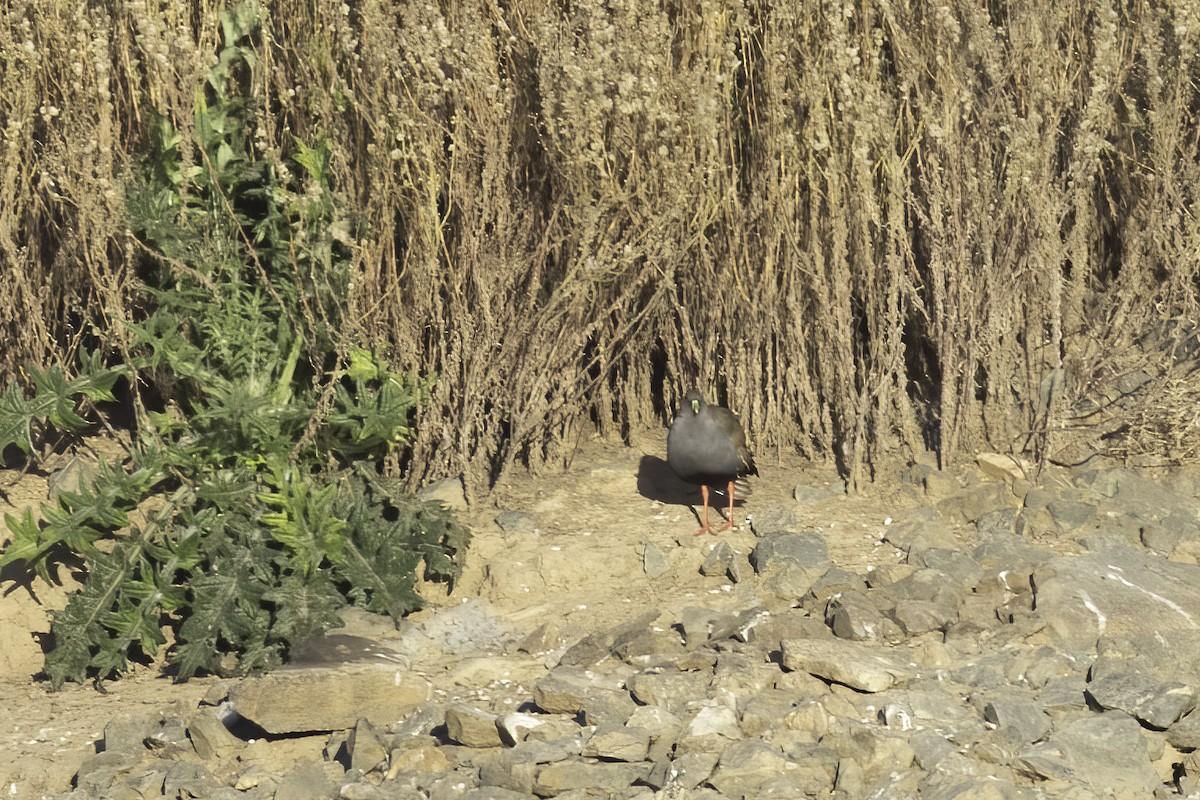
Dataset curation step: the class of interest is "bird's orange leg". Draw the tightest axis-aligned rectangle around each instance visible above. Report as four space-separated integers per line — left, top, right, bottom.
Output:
715 480 736 532
692 484 712 536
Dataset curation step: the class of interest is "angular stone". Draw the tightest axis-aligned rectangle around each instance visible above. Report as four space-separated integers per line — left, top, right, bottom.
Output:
143 715 194 759
75 751 141 795
1046 499 1097 530
750 505 799 537
532 666 615 715
802 568 868 608
161 762 222 799
793 484 836 503
892 599 958 637
497 713 547 745
826 591 887 642
228 665 431 734
906 547 984 592
445 704 504 748
976 453 1027 483
581 724 650 762
1086 670 1197 730
751 532 830 576
699 540 735 577
462 789 533 800
187 714 241 761
347 718 389 772
626 671 711 716
1167 711 1200 751
938 482 1009 524
642 541 669 578
740 689 799 737
706 739 816 796
781 638 912 692
580 687 638 726
980 693 1051 744
387 740 451 775
559 612 660 667
272 761 336 800
1016 712 1159 795
532 760 650 796
1031 548 1200 651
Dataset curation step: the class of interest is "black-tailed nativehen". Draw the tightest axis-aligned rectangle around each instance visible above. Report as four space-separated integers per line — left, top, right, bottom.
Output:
667 389 757 535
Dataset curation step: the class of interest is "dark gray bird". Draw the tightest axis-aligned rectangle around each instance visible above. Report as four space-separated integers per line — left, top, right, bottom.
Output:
667 389 757 535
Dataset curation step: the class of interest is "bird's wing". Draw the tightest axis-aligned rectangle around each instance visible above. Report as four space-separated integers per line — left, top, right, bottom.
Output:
711 406 757 476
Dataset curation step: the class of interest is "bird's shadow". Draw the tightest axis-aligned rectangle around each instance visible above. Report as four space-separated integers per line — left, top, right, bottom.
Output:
637 455 710 507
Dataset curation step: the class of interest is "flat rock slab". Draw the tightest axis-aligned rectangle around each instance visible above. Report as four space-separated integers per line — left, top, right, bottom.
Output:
1016 712 1160 795
781 638 914 692
1032 548 1200 651
228 664 431 734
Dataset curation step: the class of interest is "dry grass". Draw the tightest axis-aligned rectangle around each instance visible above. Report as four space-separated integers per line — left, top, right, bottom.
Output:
3 0 1199 493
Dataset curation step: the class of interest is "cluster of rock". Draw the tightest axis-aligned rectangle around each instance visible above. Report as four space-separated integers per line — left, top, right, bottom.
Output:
48 463 1200 799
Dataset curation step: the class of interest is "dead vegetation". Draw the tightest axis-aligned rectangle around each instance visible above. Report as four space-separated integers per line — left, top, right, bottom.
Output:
2 0 1199 493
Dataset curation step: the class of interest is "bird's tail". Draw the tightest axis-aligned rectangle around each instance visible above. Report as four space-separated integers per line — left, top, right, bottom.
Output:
712 477 753 501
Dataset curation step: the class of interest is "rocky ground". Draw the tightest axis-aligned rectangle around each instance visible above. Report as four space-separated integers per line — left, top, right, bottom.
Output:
3 434 1200 799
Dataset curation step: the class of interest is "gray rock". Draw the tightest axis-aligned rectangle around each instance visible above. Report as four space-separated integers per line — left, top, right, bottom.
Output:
495 510 537 534
346 718 388 773
532 666 622 715
908 730 958 770
581 724 650 761
1031 548 1200 651
387 739 451 776
751 532 831 597
445 704 504 748
626 669 712 715
162 762 222 800
749 505 799 537
1046 498 1097 530
751 531 830 574
1167 711 1200 751
938 482 1010 524
802 567 868 608
1016 712 1159 795
975 508 1017 537
227 664 431 734
793 483 836 503
143 715 193 758
706 606 771 644
657 752 718 790
1086 669 1197 730
187 713 241 761
392 702 447 737
907 547 985 591
740 689 799 737
642 541 669 578
679 606 723 647
579 688 637 726
780 638 912 692
892 599 958 637
559 611 659 666
102 716 160 755
74 750 141 795
625 705 682 747
826 591 888 642
611 627 685 662
463 789 537 800
699 540 735 577
979 692 1051 744
532 760 650 796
